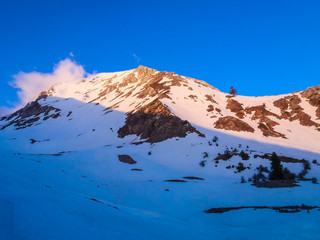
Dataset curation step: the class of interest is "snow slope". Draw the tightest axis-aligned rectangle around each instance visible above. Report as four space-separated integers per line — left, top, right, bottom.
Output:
0 66 320 239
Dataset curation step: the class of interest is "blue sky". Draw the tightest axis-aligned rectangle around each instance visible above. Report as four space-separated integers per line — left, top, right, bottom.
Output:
1 0 320 111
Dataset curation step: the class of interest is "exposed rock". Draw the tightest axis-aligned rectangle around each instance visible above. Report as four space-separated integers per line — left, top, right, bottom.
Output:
226 99 245 118
257 117 286 138
118 155 137 164
205 94 218 104
194 79 219 91
38 86 55 97
273 95 320 129
301 85 320 118
134 71 171 99
135 65 157 80
118 99 205 143
207 105 214 112
188 95 198 101
118 73 139 88
245 105 278 120
214 116 255 133
1 100 61 130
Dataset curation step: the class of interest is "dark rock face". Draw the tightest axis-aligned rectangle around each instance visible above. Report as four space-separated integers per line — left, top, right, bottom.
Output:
118 99 204 143
1 100 61 130
301 85 320 118
118 155 137 164
226 99 244 118
257 117 286 138
273 95 320 130
214 116 254 133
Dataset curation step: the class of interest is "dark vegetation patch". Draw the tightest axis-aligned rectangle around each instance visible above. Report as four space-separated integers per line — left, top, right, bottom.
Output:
164 179 188 182
254 180 300 188
87 197 119 210
30 139 50 144
183 176 204 180
215 151 233 161
90 198 103 203
204 204 319 214
118 155 137 164
253 153 307 163
249 152 316 188
130 141 145 145
215 149 250 161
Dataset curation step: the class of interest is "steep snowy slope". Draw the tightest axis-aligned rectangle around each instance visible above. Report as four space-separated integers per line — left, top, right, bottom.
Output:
1 65 319 152
0 66 320 240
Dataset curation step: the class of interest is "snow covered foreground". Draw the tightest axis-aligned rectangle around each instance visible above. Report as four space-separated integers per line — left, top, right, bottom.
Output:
1 66 320 239
1 129 320 239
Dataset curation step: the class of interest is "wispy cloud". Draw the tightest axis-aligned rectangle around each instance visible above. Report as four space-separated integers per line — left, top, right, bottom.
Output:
0 58 86 116
132 53 141 65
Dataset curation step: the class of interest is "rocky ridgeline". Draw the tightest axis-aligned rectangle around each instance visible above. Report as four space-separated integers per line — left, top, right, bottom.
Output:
1 65 320 143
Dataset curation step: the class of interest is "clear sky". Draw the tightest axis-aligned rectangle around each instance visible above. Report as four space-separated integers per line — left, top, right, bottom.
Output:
1 0 320 110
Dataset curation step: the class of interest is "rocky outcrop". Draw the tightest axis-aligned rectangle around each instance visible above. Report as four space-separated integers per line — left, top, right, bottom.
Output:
205 95 218 104
245 105 278 120
118 99 205 143
257 117 286 138
214 116 254 133
273 95 320 129
1 100 61 130
118 155 137 164
226 99 245 118
301 85 320 118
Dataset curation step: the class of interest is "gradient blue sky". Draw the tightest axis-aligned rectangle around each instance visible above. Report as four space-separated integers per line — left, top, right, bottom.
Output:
1 0 320 109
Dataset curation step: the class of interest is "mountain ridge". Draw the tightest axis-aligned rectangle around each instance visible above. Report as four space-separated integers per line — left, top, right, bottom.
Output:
1 66 319 152
1 66 320 240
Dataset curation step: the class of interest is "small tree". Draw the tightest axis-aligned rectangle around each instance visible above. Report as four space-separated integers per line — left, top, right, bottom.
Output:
241 176 246 183
269 152 284 180
239 150 250 160
229 86 237 96
199 160 206 167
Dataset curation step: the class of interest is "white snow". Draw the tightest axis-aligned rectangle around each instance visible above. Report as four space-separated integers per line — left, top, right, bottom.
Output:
1 67 320 239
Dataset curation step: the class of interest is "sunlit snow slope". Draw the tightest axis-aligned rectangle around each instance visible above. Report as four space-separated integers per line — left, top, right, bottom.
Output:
1 66 320 240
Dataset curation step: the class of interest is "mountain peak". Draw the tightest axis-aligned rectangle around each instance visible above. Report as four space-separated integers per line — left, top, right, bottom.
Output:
134 65 157 79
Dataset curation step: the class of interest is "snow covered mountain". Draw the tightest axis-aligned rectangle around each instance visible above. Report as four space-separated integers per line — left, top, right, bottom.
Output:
1 65 320 151
1 66 320 240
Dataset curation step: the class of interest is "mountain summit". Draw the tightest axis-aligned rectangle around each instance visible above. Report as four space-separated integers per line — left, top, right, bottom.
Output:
1 66 319 151
1 66 320 239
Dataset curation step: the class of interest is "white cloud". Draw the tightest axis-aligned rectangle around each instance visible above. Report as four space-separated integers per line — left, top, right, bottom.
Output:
0 106 13 117
1 58 86 116
133 53 141 65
